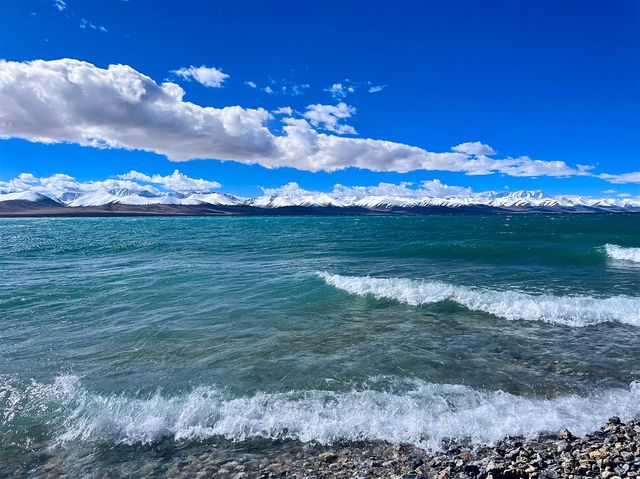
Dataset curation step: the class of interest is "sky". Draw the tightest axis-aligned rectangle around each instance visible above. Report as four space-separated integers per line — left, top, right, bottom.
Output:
0 0 639 198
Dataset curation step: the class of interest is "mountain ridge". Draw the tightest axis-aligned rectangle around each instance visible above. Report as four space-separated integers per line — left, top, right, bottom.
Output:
0 187 638 216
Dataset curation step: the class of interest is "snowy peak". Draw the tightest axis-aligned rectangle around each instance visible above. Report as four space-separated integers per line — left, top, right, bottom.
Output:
0 187 638 213
0 191 60 204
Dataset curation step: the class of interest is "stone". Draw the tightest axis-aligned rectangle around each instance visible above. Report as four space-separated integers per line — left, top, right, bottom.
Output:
318 452 338 463
559 429 574 440
139 463 154 476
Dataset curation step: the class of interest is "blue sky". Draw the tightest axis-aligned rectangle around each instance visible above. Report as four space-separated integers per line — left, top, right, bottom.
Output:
0 0 638 197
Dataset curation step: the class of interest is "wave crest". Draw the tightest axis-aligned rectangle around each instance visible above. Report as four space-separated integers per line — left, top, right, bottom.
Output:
2 375 640 450
604 244 640 263
317 272 640 327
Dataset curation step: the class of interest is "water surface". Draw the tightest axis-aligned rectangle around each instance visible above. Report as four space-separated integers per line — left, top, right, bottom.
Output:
1 215 639 476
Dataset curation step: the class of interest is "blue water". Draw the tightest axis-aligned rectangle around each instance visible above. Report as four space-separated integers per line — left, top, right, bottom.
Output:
1 215 639 477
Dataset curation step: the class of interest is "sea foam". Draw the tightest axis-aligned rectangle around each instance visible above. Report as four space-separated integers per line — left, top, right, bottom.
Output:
2 375 639 450
317 272 640 327
604 244 640 264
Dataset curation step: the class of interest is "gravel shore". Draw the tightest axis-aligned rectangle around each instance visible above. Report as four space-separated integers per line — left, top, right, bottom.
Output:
253 417 639 479
13 417 639 478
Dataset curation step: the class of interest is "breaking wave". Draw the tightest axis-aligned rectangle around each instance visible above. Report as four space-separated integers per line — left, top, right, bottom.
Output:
2 375 639 450
604 244 640 263
317 272 640 327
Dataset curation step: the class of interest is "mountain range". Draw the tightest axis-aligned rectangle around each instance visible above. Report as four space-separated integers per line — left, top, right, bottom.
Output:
0 188 638 216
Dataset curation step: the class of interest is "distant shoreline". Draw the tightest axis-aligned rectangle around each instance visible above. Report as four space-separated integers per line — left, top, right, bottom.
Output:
1 203 639 218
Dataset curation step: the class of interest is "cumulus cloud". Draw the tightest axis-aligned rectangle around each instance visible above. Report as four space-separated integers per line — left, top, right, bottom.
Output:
1 58 635 181
273 106 293 116
452 141 496 156
245 81 257 88
173 65 229 88
0 173 159 197
303 102 357 135
597 172 640 184
261 179 472 201
118 170 221 191
0 59 275 162
331 179 472 199
53 0 66 11
0 170 221 197
263 86 274 94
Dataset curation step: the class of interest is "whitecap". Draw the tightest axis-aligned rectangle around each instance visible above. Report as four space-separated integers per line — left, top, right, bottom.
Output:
3 375 639 450
317 272 640 327
604 244 640 263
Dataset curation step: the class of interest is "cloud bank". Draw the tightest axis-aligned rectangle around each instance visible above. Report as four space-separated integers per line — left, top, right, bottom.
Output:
0 170 221 197
262 179 473 200
0 58 637 183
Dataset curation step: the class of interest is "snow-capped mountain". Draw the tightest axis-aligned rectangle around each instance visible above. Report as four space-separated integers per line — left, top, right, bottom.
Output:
1 187 638 214
0 191 61 205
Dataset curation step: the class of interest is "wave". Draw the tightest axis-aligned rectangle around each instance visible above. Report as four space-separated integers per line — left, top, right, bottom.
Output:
2 375 639 450
317 272 640 327
604 244 640 263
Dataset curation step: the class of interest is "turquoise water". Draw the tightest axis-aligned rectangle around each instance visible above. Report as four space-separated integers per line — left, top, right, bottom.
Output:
1 215 639 476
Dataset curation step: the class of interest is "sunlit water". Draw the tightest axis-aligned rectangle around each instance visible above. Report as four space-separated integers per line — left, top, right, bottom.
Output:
1 215 639 477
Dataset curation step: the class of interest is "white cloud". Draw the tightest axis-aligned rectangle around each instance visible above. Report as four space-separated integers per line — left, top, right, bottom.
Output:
0 170 221 197
303 102 357 135
53 0 66 11
452 141 496 156
330 179 472 199
0 59 275 163
325 83 354 99
173 65 229 88
282 83 310 96
263 86 274 94
273 106 293 116
245 81 257 88
603 189 617 194
597 172 640 184
118 170 220 192
79 18 107 32
0 173 159 197
261 179 472 201
1 58 635 181
368 85 386 93
420 179 473 197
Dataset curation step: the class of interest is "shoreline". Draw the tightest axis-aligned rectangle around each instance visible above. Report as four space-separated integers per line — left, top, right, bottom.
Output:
6 411 639 478
125 417 639 478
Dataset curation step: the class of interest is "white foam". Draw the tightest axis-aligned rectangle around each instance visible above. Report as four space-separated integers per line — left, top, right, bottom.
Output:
604 244 640 264
317 272 640 327
3 375 639 450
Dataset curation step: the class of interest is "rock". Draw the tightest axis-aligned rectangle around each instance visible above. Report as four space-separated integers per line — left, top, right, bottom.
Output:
505 448 520 461
458 451 473 462
318 452 338 463
464 464 480 475
558 429 573 440
139 463 154 476
608 416 621 425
